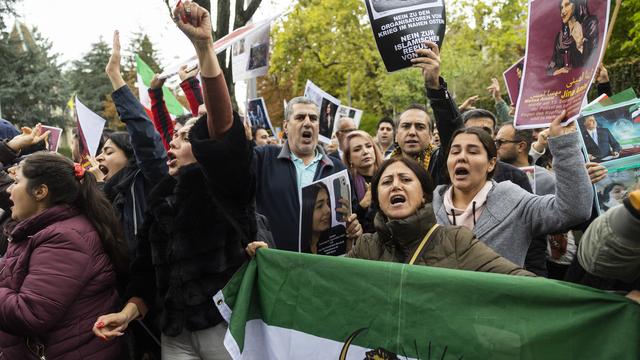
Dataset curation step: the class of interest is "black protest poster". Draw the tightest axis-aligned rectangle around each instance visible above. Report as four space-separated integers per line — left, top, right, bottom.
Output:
365 0 446 72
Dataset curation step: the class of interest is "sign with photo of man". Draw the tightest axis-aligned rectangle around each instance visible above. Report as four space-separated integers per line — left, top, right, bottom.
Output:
578 99 640 163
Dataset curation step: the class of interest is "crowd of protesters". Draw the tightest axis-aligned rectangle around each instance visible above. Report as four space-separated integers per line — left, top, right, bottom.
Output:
0 1 637 359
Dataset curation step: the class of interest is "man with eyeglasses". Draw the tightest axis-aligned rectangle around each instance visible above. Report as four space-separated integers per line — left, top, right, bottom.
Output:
330 117 357 161
253 96 348 251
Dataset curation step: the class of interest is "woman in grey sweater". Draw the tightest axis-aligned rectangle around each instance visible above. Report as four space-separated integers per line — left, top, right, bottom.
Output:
431 111 593 266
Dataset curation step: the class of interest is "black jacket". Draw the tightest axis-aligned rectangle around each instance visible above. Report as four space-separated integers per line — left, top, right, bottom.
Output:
254 143 347 251
127 114 255 337
108 85 169 259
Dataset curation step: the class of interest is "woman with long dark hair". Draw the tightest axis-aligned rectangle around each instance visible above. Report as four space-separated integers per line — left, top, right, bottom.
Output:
300 182 341 254
431 112 593 267
0 152 127 359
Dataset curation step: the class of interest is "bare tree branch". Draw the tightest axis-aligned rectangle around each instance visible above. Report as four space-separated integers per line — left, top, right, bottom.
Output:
235 0 262 28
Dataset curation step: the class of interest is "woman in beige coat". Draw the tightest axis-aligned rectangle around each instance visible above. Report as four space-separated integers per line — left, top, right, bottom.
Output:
346 157 533 276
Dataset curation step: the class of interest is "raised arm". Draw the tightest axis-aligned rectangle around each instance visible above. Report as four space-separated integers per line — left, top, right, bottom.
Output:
174 1 232 140
105 31 168 181
412 41 463 152
148 74 175 151
521 112 593 235
179 64 204 116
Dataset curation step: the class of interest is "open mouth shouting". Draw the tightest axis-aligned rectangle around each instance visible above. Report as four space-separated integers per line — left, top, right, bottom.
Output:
300 129 313 144
453 165 470 181
167 151 177 168
389 193 407 207
98 165 109 176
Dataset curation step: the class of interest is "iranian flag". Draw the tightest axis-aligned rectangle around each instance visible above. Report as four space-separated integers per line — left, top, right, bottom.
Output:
136 55 187 118
215 249 640 359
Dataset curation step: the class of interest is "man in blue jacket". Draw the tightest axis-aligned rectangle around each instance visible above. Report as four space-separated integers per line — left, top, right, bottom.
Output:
254 97 347 251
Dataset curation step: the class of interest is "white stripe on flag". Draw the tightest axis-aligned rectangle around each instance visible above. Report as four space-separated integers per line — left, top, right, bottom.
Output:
223 319 419 360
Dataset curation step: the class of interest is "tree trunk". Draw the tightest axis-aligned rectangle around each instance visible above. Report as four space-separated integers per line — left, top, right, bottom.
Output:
190 0 262 110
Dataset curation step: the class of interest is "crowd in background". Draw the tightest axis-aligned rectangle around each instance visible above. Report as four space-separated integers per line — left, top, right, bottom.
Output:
0 1 637 359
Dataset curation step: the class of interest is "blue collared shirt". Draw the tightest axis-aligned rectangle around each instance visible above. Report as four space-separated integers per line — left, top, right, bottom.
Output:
290 150 323 188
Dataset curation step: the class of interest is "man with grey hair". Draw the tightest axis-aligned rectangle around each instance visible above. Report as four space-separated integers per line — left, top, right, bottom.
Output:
253 96 348 251
330 116 356 160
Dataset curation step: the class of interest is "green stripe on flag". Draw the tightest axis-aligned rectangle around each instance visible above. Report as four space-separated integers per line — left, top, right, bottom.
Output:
135 55 186 116
216 249 640 359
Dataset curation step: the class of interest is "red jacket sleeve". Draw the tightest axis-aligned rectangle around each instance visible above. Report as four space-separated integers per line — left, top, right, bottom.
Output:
180 77 204 117
148 87 174 151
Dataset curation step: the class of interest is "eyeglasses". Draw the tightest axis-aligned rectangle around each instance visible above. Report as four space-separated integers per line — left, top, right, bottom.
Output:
494 139 520 147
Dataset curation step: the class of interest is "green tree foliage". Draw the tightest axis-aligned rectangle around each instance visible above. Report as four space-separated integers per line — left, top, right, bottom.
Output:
0 25 67 127
267 0 531 133
604 0 640 65
269 0 386 132
124 31 163 83
65 38 113 118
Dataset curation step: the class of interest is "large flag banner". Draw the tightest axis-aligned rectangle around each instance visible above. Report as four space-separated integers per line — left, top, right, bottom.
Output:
364 0 446 72
136 55 187 118
246 97 275 135
514 0 610 129
232 23 270 82
333 105 363 136
502 57 524 105
215 249 640 359
304 80 340 144
578 98 640 162
298 170 351 256
75 96 106 169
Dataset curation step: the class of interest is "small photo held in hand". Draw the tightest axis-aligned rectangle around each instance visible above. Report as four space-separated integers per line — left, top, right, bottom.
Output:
299 170 352 256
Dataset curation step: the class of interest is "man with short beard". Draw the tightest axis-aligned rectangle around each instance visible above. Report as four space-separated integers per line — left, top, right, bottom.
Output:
388 41 464 185
254 97 348 251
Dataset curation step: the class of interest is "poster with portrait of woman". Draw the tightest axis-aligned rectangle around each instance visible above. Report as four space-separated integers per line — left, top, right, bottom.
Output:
304 80 341 144
299 170 352 256
514 0 610 129
503 57 524 105
40 125 63 153
595 155 640 214
364 0 446 72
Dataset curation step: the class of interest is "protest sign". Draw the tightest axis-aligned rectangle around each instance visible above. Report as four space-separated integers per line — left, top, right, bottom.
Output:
214 249 640 360
232 23 270 82
75 96 106 169
364 0 446 72
299 170 351 256
303 80 341 143
578 99 640 162
160 14 282 79
246 97 275 134
332 105 363 136
41 125 62 153
595 154 640 214
514 0 610 129
503 57 524 105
